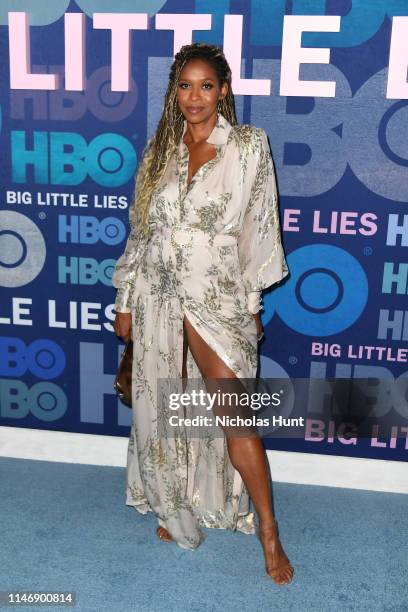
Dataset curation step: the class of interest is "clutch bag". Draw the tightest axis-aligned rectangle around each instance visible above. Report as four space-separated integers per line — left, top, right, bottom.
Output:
113 338 133 407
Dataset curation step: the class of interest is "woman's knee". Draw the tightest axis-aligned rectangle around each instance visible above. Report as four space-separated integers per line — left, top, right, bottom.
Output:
226 434 262 470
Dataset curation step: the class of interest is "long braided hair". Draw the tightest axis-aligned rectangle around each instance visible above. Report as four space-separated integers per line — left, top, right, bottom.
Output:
131 43 238 239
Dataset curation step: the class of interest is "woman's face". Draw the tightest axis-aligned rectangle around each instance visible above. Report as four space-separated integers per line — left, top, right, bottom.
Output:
176 58 228 124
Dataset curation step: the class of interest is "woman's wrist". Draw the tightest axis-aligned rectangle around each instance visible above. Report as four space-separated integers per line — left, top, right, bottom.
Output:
253 312 264 342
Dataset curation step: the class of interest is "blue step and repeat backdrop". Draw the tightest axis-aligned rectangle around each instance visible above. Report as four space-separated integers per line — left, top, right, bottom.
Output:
1 1 407 462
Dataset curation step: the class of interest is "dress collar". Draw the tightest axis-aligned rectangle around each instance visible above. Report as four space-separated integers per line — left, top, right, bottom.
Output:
180 112 232 147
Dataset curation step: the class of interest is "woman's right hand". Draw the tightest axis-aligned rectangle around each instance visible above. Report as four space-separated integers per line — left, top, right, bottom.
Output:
114 312 132 342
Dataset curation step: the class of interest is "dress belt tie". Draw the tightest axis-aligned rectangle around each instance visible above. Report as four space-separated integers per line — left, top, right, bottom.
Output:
149 225 237 248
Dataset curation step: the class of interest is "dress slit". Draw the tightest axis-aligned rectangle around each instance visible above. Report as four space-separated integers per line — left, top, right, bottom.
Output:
181 307 243 380
179 310 251 540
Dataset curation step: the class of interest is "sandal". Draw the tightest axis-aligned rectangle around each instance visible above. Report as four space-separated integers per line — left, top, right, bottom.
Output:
156 526 173 543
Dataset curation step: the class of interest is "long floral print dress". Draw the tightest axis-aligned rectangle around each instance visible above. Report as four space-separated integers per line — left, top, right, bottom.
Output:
111 112 289 550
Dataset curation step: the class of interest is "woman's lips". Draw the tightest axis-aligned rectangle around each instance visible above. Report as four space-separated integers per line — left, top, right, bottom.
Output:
186 107 204 114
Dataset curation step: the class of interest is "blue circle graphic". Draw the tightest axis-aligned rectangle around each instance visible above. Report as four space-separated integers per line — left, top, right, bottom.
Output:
297 269 343 313
37 391 58 412
35 349 57 371
262 244 368 336
98 148 124 174
104 222 120 239
87 134 136 187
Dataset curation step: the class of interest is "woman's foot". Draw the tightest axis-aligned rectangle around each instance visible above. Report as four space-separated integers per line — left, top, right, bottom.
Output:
257 523 294 585
156 526 173 543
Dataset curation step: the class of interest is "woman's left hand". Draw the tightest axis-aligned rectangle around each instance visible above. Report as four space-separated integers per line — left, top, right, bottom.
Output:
253 313 264 342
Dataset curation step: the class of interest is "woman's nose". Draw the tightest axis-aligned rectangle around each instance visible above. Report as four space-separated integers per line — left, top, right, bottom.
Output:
189 87 201 101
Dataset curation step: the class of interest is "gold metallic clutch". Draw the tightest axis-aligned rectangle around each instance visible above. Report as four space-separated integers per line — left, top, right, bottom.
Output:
113 339 133 407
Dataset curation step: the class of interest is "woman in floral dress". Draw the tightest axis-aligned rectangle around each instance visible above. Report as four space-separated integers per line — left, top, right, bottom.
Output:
112 42 293 585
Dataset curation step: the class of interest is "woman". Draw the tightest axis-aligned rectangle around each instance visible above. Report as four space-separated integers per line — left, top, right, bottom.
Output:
112 43 293 585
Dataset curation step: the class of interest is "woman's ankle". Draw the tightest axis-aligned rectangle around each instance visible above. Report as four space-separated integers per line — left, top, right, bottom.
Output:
258 519 278 533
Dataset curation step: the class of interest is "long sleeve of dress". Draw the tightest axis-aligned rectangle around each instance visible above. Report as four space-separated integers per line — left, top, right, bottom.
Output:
111 221 148 312
111 140 153 313
237 127 289 312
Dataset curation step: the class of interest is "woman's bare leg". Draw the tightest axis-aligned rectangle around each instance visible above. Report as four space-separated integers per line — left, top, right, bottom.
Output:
182 315 293 585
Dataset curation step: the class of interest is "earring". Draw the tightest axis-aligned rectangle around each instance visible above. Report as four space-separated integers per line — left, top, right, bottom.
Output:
217 98 223 112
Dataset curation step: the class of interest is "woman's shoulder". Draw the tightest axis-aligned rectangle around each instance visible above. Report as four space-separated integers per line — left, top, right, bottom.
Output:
229 122 267 155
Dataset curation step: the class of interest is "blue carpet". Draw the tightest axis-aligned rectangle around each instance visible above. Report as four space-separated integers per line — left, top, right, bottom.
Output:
0 457 406 612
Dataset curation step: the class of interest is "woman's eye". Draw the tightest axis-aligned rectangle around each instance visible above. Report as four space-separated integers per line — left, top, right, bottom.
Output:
178 82 213 90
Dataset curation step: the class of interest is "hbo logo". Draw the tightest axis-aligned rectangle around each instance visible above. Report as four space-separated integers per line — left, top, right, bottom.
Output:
58 257 116 285
11 131 137 187
58 215 126 245
0 338 65 378
0 380 67 422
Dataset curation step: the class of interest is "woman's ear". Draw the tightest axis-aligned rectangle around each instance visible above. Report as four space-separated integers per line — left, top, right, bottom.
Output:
221 81 229 98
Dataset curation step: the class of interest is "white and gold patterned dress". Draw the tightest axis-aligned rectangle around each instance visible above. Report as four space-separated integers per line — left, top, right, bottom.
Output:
112 112 289 550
